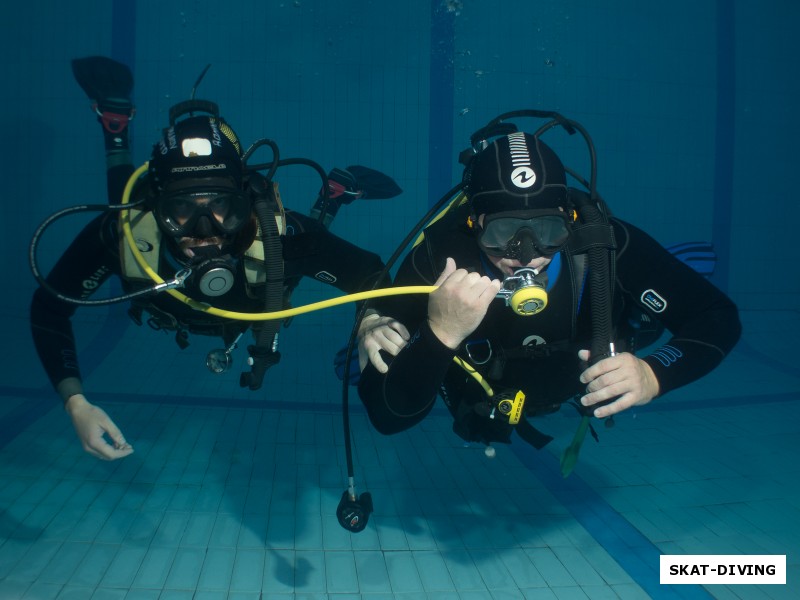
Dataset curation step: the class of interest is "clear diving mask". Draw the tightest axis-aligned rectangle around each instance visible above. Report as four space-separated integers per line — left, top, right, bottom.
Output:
154 182 251 239
478 209 572 263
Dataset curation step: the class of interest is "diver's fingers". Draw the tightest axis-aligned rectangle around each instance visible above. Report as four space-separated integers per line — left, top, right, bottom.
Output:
433 257 458 286
379 325 410 349
102 419 133 454
479 276 503 303
366 349 390 374
89 418 134 461
388 319 411 341
580 353 660 417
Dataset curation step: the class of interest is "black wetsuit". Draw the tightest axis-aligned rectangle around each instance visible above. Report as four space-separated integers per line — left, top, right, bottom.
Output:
30 165 385 398
358 205 741 446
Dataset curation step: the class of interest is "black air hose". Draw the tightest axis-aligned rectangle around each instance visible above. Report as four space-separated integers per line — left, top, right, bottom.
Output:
240 176 285 390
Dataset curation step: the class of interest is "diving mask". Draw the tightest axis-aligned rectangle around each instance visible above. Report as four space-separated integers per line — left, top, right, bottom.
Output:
478 209 572 261
154 186 251 239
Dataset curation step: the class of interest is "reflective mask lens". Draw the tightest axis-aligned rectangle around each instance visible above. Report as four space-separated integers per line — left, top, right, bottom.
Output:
156 190 250 238
478 211 571 258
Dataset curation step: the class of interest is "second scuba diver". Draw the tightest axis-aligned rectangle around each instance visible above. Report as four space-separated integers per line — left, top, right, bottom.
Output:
356 112 742 472
30 57 399 460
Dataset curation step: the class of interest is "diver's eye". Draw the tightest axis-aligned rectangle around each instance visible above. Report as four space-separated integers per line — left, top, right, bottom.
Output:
169 199 197 225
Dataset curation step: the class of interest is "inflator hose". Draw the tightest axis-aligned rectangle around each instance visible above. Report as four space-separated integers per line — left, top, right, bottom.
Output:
242 176 285 390
581 201 615 368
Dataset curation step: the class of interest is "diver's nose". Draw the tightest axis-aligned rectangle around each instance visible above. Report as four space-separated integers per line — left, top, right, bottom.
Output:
515 232 539 265
193 215 216 238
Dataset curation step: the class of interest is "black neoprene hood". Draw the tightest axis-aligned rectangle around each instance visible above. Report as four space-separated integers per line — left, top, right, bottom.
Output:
464 133 568 215
148 116 243 195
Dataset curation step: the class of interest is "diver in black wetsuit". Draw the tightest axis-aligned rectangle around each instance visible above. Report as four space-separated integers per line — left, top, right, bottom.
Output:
357 118 741 463
30 57 396 460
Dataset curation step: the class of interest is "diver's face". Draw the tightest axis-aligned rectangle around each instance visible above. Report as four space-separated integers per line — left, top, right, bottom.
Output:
172 196 228 258
155 186 252 260
478 214 553 276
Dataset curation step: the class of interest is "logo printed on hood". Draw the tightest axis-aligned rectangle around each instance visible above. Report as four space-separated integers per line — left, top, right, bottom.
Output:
170 163 228 174
508 132 536 189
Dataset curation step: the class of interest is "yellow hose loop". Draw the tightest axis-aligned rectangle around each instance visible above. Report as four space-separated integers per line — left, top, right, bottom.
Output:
453 356 494 397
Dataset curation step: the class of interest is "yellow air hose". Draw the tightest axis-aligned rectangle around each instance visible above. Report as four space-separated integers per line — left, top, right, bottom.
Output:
120 164 526 407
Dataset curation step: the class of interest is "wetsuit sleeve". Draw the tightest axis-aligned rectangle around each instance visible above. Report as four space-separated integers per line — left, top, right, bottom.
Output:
613 219 741 396
357 243 457 434
281 212 386 292
30 213 120 401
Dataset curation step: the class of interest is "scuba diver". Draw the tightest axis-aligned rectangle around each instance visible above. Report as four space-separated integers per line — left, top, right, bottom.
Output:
30 56 400 461
356 111 742 473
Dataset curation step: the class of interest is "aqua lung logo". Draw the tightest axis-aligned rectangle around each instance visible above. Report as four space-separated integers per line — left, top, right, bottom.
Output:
315 271 337 283
136 239 154 252
641 289 667 313
81 265 111 297
522 335 546 347
61 349 78 371
508 132 536 189
159 127 178 154
651 345 682 367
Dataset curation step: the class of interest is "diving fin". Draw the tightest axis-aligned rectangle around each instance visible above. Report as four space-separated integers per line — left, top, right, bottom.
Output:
560 415 590 477
71 56 135 133
334 345 361 386
310 166 402 227
345 165 402 200
72 56 133 105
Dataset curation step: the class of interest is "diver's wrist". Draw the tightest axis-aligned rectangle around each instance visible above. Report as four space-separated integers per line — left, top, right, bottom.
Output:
64 393 89 413
426 317 463 350
57 377 84 407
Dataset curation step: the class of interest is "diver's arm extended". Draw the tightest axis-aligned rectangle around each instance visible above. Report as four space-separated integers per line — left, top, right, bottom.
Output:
30 213 119 399
30 212 133 459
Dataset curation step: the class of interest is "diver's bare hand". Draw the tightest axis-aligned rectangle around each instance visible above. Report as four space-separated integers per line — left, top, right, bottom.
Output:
358 312 411 373
578 349 660 418
428 257 502 349
65 394 134 460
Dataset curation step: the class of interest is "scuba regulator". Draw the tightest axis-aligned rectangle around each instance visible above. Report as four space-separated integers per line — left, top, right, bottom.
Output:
495 267 548 316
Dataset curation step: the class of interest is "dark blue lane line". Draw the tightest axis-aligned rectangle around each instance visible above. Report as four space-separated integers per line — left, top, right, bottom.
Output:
37 0 138 401
427 1 456 207
3 383 797 450
111 0 137 76
711 0 735 293
511 439 713 599
6 384 797 415
730 339 800 380
8 1 140 449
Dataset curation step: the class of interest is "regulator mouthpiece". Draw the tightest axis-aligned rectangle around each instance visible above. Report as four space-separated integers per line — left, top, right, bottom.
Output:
496 268 548 315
